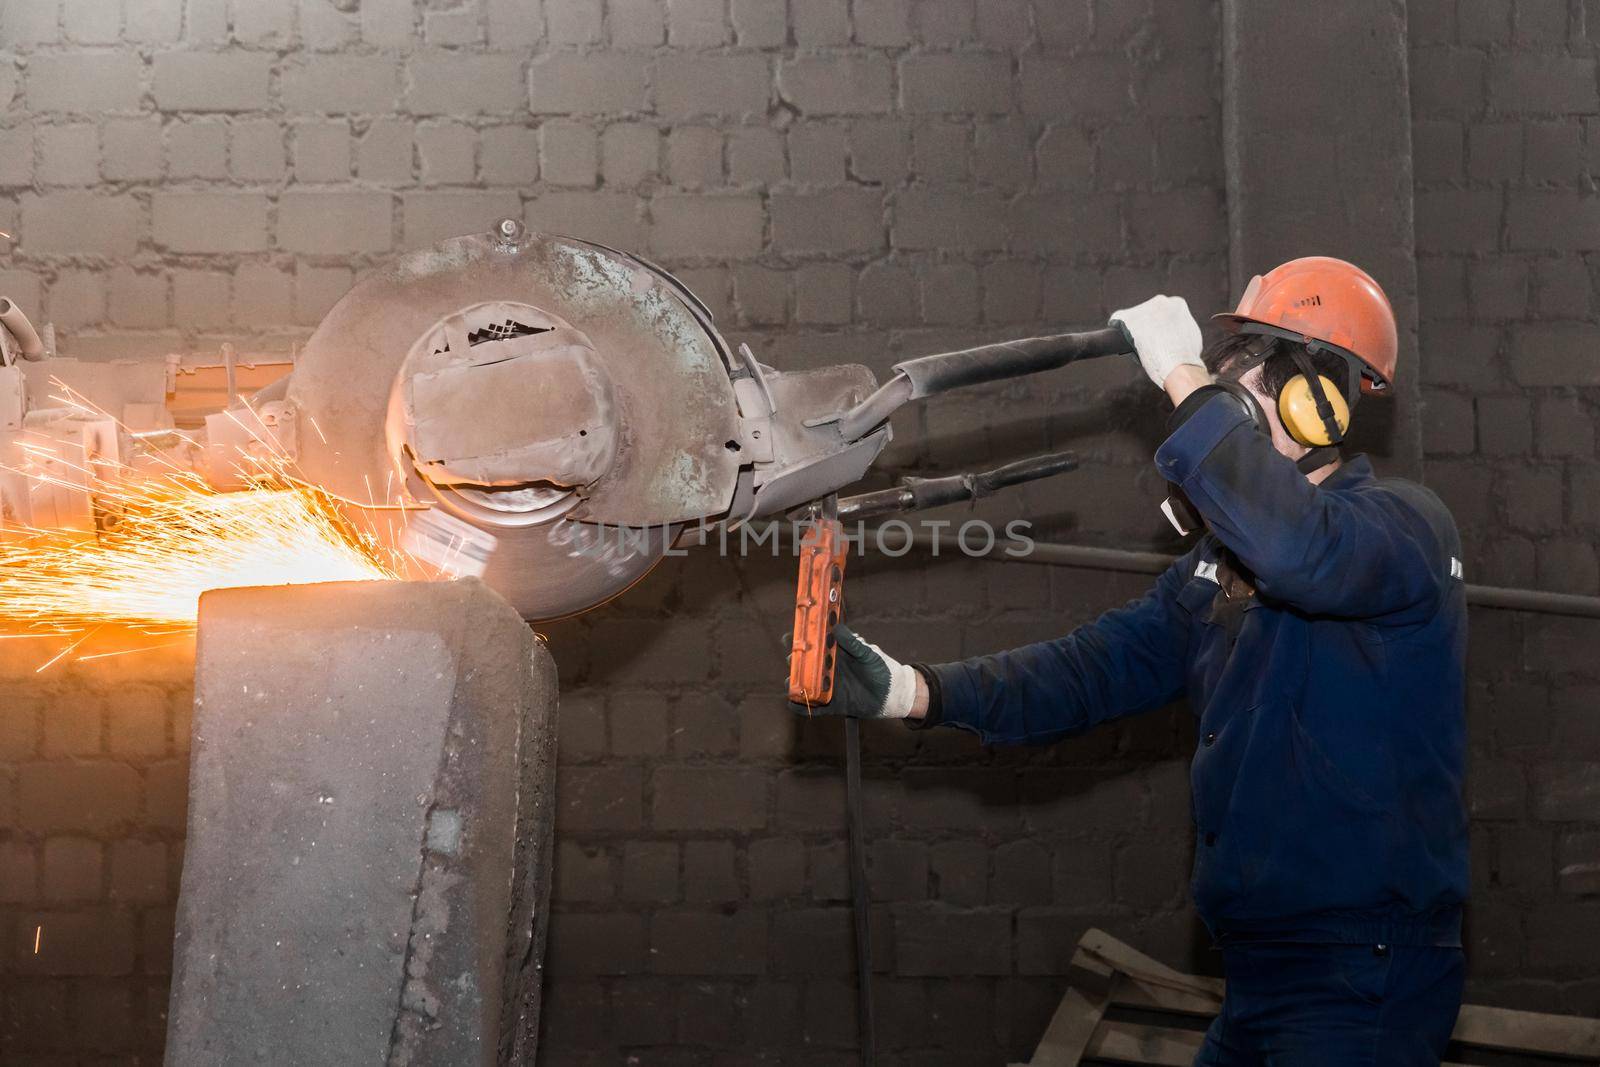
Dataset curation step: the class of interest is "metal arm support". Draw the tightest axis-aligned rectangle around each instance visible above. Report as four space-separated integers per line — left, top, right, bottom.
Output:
837 451 1080 521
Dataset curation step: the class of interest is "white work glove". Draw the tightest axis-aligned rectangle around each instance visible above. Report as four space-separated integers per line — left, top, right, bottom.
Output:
786 624 920 719
1109 295 1204 388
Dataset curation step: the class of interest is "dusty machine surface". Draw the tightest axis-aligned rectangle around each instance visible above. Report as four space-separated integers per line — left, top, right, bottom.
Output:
0 219 1127 622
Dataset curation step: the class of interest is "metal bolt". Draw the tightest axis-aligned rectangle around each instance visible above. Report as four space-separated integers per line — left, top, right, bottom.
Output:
495 217 525 249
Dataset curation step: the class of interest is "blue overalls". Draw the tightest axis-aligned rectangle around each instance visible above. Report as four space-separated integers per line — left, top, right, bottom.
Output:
916 391 1470 1065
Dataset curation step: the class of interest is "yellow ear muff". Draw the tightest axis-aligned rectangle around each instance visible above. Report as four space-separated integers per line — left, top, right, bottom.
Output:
1278 374 1351 447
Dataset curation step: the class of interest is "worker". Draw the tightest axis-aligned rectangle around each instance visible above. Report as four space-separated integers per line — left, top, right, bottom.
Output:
793 258 1468 1066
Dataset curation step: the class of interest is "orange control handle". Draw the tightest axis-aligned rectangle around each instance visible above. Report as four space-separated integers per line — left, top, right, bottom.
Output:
787 516 848 706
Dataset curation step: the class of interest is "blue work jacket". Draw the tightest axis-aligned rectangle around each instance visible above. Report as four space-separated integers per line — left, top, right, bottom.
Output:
920 391 1469 946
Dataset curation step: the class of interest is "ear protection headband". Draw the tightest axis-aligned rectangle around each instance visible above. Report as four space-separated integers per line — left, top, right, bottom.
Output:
1216 337 1359 473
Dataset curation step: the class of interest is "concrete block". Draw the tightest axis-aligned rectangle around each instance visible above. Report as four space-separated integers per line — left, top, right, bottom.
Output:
291 120 353 182
357 117 414 183
894 187 1008 252
546 912 648 975
41 837 103 901
901 53 1013 114
651 766 768 830
401 190 522 248
167 579 557 1067
857 0 912 43
528 52 650 113
405 52 525 114
480 124 540 184
27 53 143 113
654 53 771 118
915 0 975 44
649 192 764 258
524 190 645 251
779 56 893 115
232 0 294 44
770 188 884 254
488 0 544 45
602 123 662 188
541 120 600 187
229 119 287 181
1489 54 1598 113
0 840 38 902
22 187 144 254
280 55 401 113
547 0 604 42
1410 47 1488 115
107 267 169 329
649 909 767 974
668 0 729 45
164 119 229 180
18 762 139 833
279 190 392 254
152 192 270 253
3 0 61 46
152 52 273 111
124 0 183 43
731 0 786 45
102 117 165 181
894 904 1012 975
424 6 484 45
293 264 354 326
0 125 35 187
621 840 680 900
12 910 137 975
36 123 99 186
612 0 667 46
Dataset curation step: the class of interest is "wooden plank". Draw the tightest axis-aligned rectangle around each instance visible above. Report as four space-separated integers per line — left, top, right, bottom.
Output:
1044 931 1600 1065
1108 973 1225 1019
1453 1004 1600 1059
1077 929 1224 1013
1084 1020 1203 1065
1024 982 1112 1066
1085 1021 1474 1067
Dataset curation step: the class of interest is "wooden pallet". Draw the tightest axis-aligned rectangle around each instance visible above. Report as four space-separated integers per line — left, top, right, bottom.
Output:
1014 929 1600 1066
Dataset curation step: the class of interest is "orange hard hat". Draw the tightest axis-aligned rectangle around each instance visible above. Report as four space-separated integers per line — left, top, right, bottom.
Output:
1213 256 1398 395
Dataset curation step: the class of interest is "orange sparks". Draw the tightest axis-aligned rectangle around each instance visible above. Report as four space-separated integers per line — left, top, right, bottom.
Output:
0 464 401 637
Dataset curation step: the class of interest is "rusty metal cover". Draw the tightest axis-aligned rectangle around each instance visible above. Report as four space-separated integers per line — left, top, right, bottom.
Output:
287 229 742 527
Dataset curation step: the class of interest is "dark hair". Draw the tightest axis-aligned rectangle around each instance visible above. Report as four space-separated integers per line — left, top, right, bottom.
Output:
1202 332 1352 401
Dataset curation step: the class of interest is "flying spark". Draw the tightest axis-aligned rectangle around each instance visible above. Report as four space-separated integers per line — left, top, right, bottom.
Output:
0 450 401 639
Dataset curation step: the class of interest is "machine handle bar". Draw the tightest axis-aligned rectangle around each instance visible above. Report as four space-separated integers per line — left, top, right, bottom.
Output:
828 326 1133 442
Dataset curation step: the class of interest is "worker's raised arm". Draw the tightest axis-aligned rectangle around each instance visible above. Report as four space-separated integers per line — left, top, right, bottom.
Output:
1156 389 1452 618
905 553 1197 745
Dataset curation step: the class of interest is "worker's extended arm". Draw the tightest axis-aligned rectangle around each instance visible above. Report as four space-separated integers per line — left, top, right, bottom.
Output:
1156 389 1447 618
908 553 1197 745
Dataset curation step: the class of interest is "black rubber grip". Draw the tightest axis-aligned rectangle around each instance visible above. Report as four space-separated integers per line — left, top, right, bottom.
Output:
891 326 1132 398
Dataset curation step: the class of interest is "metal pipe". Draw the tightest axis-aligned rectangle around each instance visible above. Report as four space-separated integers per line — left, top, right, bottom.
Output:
704 523 1600 620
896 535 1600 620
0 297 46 361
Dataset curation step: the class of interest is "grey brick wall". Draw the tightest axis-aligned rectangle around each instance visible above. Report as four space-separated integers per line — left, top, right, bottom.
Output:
1408 0 1600 1017
0 0 1596 1063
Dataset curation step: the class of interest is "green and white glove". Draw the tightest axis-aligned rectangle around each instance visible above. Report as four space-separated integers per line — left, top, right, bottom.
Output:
787 624 920 719
1110 294 1204 388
